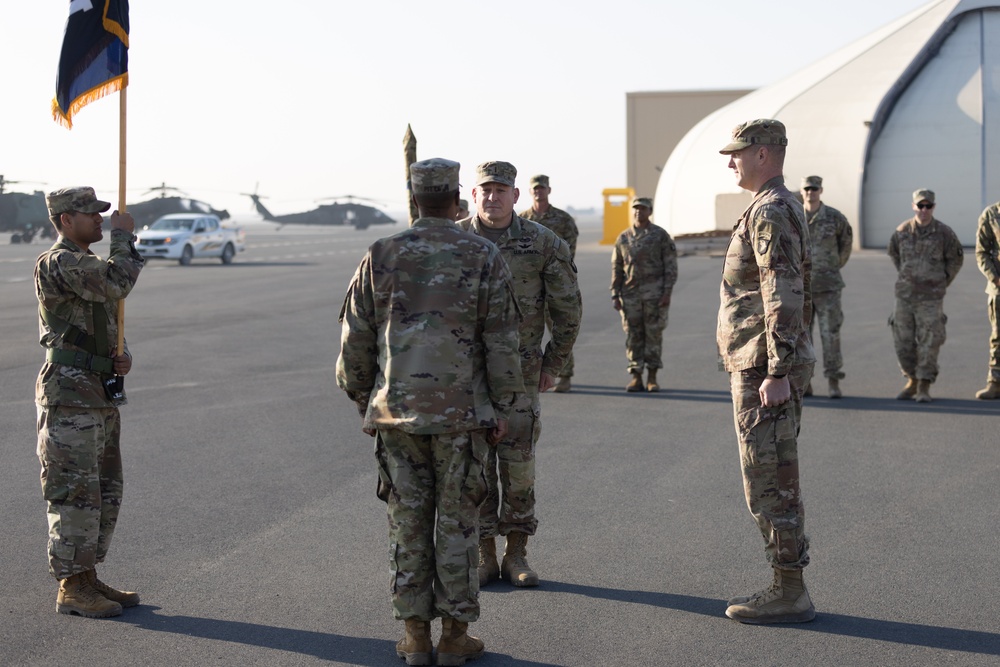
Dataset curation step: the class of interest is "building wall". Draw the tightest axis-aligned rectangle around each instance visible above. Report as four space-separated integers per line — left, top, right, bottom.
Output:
626 90 751 204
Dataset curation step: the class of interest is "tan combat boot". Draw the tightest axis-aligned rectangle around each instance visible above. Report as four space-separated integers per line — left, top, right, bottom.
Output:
56 572 122 618
85 569 140 607
896 377 918 400
437 618 485 666
501 532 539 587
646 368 660 392
477 537 500 587
975 381 1000 399
828 378 842 399
914 379 932 403
395 619 432 666
553 376 572 393
725 568 815 624
626 370 645 393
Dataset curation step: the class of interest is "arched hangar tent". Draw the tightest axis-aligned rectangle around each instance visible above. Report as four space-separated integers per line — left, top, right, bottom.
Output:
654 0 1000 247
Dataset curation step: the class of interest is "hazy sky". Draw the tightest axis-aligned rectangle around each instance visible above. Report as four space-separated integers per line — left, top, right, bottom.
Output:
2 0 933 216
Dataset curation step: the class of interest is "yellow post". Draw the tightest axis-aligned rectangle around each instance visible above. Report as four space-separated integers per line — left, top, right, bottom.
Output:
600 187 635 245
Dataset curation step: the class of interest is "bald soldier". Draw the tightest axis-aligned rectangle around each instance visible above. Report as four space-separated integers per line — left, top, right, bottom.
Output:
718 119 816 624
338 158 524 665
519 174 580 392
35 187 144 618
800 175 852 398
974 199 1000 399
888 189 964 403
461 161 581 589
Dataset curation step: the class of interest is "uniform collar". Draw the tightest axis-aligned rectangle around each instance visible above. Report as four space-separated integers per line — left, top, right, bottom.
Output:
470 213 525 239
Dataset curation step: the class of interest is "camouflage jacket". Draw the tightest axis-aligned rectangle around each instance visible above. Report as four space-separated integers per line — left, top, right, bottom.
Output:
975 202 1000 296
888 217 964 301
518 205 579 258
806 203 852 293
337 216 525 434
35 230 144 408
460 214 581 400
717 176 815 375
610 224 678 302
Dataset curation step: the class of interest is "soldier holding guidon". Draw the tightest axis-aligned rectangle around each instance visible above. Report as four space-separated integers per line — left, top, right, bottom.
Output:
337 158 524 666
35 187 144 619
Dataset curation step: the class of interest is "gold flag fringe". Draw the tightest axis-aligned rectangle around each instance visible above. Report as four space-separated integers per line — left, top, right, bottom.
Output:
102 0 129 47
52 73 128 129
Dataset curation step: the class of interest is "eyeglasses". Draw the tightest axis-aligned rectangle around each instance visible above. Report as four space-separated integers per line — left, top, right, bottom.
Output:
916 203 935 210
803 187 819 192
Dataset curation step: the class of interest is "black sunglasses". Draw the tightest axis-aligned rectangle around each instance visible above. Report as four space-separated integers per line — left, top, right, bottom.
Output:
916 203 935 209
803 187 819 192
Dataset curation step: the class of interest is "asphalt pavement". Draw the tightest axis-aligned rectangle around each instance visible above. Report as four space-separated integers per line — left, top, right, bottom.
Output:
1 217 998 666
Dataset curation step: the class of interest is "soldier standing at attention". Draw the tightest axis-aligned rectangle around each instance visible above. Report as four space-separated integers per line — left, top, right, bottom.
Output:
337 158 524 666
35 187 144 618
717 120 816 624
461 161 581 589
888 189 964 403
801 175 852 398
519 174 580 393
974 199 1000 399
610 197 678 392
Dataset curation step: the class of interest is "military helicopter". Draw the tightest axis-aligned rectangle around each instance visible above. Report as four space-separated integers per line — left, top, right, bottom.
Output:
0 175 52 243
243 186 396 230
127 183 231 230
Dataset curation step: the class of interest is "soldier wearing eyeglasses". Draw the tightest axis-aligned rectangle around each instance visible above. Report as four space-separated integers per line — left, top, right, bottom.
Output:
887 189 964 403
800 176 852 398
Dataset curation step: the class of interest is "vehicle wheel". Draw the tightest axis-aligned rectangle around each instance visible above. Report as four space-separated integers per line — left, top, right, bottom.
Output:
220 243 235 265
179 245 193 266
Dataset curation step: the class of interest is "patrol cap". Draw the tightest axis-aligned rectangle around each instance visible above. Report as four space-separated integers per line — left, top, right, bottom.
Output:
719 119 788 154
912 188 935 204
631 197 653 211
458 198 469 210
46 186 111 216
801 175 823 189
529 174 549 188
410 158 460 194
475 161 517 187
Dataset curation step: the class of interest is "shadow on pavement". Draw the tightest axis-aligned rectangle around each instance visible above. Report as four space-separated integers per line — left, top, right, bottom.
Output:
803 395 1000 416
562 386 732 403
120 607 562 666
544 581 1000 656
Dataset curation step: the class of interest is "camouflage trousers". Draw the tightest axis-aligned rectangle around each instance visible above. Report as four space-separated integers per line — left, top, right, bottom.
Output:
891 298 946 382
987 294 1000 382
377 428 488 622
480 392 540 538
36 404 123 580
810 290 845 380
619 296 667 372
545 306 574 377
729 364 813 570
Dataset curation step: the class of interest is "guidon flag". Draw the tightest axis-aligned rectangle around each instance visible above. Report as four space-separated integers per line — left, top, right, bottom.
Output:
52 0 129 129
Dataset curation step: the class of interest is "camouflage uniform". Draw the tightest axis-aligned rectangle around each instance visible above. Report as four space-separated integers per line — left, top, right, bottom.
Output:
611 223 678 373
806 203 852 380
35 229 144 580
337 213 524 622
717 175 815 570
520 204 579 378
975 202 1000 383
459 214 581 538
887 217 964 383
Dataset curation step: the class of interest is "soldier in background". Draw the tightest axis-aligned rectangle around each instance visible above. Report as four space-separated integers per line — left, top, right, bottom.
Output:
974 199 1000 399
456 198 470 221
717 119 816 624
520 174 580 392
461 161 581 589
888 189 964 403
610 197 678 392
337 158 524 666
801 175 852 398
35 187 144 618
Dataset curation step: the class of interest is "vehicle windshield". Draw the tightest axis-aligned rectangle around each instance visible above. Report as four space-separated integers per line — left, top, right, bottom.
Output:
150 218 194 231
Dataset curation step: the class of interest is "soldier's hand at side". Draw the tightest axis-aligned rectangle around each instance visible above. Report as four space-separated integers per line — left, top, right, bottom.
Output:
658 294 671 308
612 297 622 311
759 376 791 407
538 372 556 392
489 419 508 445
110 210 135 234
111 349 132 375
995 277 1000 288
362 425 376 437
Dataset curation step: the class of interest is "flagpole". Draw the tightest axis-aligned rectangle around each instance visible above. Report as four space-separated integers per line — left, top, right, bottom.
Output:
117 87 127 355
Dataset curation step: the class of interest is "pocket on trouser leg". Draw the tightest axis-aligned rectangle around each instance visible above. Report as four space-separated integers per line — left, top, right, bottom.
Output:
736 406 794 469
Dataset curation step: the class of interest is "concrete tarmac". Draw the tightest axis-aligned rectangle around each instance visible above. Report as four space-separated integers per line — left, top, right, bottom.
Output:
1 218 998 666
